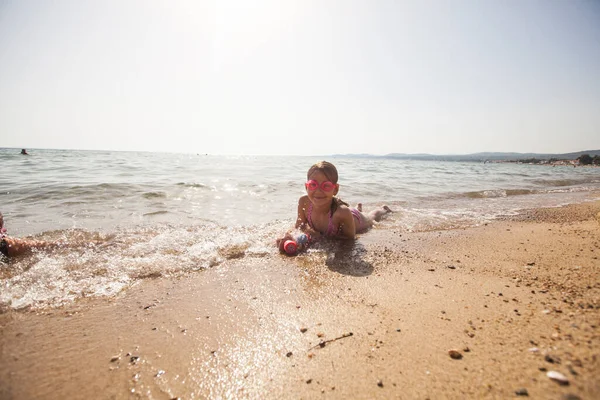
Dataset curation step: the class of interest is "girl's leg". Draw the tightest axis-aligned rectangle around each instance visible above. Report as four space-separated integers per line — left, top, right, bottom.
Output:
368 205 393 222
1 213 57 258
4 237 50 257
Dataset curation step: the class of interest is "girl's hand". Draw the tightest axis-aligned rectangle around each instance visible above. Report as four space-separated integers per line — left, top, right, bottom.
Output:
301 226 321 242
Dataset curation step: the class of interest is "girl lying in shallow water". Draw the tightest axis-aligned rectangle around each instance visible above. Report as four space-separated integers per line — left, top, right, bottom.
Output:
277 161 392 253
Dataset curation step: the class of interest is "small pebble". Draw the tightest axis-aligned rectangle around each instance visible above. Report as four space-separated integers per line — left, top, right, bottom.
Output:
300 327 308 333
448 349 463 359
286 352 293 357
515 388 529 396
545 354 560 364
377 380 383 387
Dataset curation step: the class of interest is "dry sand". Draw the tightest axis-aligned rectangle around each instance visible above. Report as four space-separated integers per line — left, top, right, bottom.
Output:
1 201 599 399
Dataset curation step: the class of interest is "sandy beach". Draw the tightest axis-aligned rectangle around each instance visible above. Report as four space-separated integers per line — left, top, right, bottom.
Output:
1 201 599 399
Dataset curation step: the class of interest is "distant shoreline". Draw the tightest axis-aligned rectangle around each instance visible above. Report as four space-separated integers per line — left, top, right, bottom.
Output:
490 160 600 167
333 149 600 163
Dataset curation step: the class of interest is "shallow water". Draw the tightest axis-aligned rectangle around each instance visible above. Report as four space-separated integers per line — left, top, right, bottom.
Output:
1 148 599 310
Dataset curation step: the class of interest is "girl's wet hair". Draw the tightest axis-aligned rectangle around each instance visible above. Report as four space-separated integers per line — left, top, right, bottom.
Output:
307 161 339 183
307 161 349 213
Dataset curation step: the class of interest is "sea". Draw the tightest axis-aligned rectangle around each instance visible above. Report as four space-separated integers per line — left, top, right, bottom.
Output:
1 148 599 311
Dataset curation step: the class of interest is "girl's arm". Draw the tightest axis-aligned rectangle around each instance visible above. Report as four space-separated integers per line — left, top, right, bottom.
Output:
295 196 322 240
294 196 308 229
277 197 310 252
277 197 322 252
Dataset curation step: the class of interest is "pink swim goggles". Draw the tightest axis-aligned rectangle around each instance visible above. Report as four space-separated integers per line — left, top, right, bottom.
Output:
305 180 336 192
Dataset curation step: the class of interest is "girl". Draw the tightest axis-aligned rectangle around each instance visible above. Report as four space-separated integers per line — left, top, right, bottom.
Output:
277 161 392 251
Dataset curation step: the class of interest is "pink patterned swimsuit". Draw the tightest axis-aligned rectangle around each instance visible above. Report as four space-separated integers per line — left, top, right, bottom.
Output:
350 208 370 233
306 203 368 236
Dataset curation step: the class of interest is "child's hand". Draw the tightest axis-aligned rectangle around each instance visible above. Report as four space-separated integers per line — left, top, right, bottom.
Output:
304 227 322 242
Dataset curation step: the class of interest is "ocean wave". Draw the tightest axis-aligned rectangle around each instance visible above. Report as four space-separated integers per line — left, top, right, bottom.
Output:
176 182 210 189
19 183 136 202
531 178 597 187
461 189 537 198
143 210 169 216
0 221 289 312
142 191 167 199
454 184 600 199
546 186 599 194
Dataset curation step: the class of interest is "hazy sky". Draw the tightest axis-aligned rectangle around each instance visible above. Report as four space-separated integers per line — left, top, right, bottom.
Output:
0 0 599 156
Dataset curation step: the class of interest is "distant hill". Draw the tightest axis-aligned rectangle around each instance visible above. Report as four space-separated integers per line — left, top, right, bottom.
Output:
333 150 600 162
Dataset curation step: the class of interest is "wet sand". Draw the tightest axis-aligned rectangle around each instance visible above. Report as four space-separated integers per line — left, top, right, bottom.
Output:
1 201 599 399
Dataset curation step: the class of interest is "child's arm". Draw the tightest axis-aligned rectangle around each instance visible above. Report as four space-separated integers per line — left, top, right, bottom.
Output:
276 197 320 253
294 196 309 229
294 196 322 240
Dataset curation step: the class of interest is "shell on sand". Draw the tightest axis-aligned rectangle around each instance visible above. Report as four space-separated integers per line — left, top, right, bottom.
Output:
546 370 569 385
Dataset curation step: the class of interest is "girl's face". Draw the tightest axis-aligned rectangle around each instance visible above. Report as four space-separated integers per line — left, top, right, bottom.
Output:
306 170 339 208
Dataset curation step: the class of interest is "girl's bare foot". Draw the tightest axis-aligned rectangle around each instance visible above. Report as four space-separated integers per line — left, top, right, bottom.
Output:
357 203 363 212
